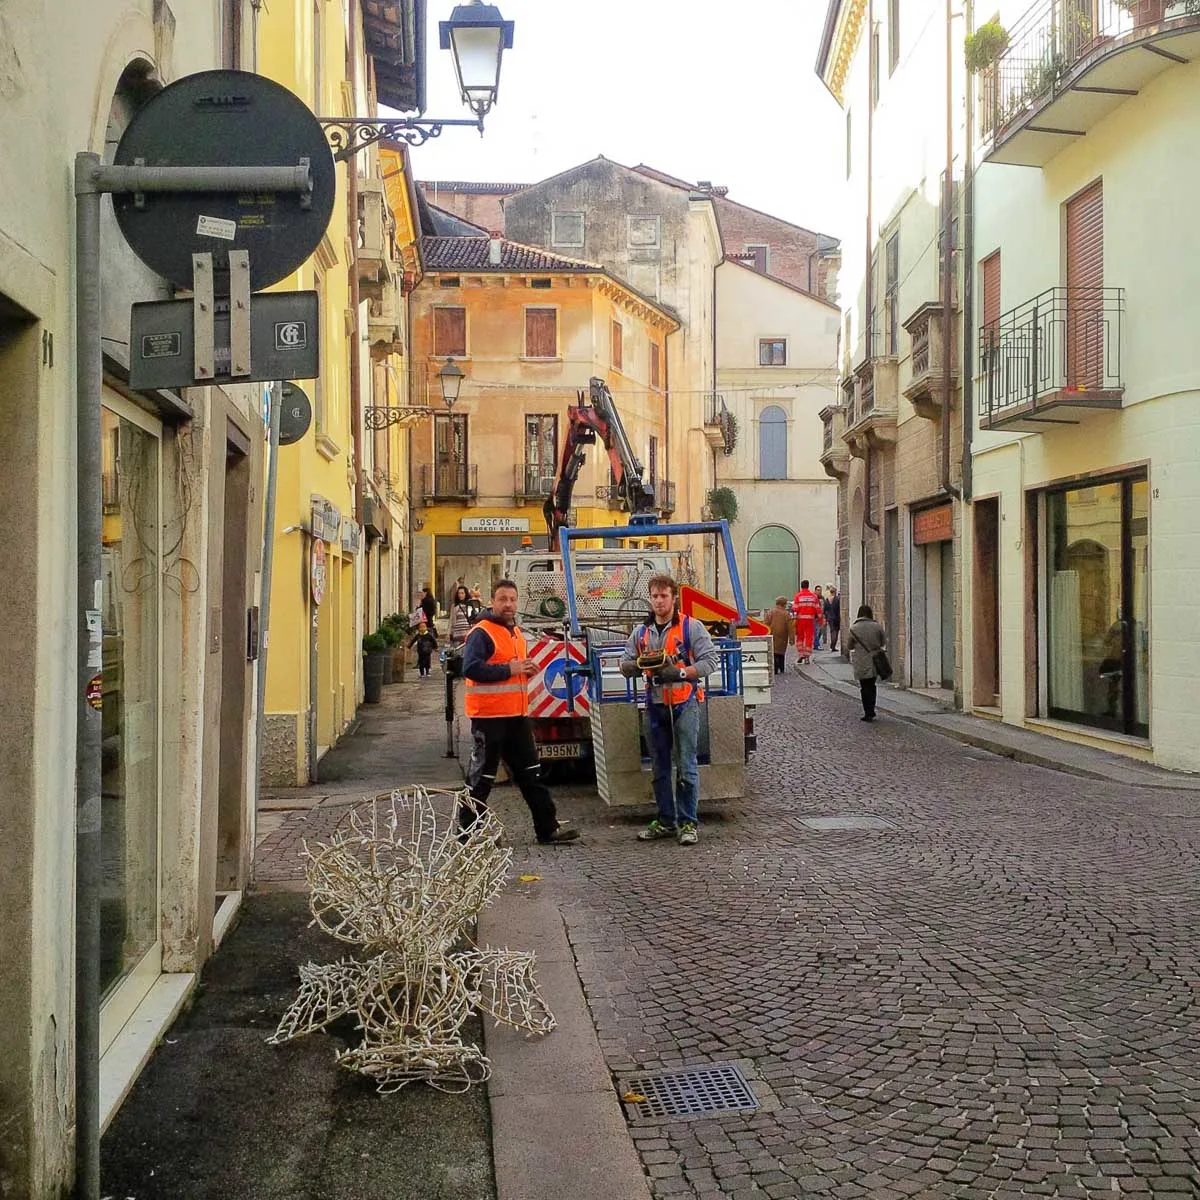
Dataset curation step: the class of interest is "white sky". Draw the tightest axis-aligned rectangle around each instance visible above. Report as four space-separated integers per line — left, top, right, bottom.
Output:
406 0 846 236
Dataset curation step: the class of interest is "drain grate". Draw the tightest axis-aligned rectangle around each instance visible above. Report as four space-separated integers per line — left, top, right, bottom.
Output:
622 1063 759 1121
800 815 895 831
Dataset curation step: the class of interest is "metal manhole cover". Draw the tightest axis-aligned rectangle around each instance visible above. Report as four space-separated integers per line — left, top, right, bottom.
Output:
800 815 896 831
621 1064 759 1121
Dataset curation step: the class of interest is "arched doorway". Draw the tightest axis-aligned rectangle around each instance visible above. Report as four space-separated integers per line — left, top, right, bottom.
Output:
746 525 800 612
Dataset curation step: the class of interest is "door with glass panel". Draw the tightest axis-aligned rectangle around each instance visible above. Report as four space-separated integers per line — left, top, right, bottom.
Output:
99 398 163 1052
1046 475 1148 736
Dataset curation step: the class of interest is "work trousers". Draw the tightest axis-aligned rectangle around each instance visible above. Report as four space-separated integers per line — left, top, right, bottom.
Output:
645 699 701 827
462 716 559 841
795 618 815 657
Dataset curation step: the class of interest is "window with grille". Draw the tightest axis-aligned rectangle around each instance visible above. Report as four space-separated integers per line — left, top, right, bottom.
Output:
525 307 557 359
433 306 466 357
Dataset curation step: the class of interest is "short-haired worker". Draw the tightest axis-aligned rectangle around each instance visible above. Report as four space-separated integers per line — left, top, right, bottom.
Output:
620 574 719 845
460 579 579 844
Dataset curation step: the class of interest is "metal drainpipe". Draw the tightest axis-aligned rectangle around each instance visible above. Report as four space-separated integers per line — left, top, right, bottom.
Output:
961 0 976 502
74 151 104 1200
941 0 962 501
863 0 880 535
347 0 364 529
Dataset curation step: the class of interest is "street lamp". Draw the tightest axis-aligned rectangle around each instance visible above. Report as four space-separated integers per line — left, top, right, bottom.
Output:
320 1 513 158
438 358 465 408
440 1 515 120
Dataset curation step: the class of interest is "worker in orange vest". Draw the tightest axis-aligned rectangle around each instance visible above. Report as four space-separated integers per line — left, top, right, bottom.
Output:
459 578 579 844
791 579 822 666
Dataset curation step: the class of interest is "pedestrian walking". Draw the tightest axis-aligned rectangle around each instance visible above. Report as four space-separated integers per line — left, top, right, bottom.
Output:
448 584 477 646
620 573 720 846
791 579 821 666
813 588 826 651
845 603 888 721
825 586 842 653
766 596 792 675
409 619 438 679
460 578 579 844
419 585 438 627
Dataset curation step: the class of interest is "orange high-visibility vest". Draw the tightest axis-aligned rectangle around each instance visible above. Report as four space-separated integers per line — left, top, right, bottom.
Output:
639 616 704 707
464 619 529 718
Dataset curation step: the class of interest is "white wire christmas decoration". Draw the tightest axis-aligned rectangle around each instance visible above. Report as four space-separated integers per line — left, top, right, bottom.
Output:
269 786 556 1092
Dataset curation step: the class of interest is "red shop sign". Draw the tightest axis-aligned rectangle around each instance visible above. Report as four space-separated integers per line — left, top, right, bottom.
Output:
912 503 954 545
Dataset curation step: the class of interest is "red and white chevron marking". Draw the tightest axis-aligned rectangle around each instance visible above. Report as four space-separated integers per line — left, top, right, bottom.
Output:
527 637 590 719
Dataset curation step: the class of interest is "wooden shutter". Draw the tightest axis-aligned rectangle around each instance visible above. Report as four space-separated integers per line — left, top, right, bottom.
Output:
611 320 623 370
433 306 466 356
1066 180 1103 389
650 342 661 389
981 252 1002 333
525 308 557 358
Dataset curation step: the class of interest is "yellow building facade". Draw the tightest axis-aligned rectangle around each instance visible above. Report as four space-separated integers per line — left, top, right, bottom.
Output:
257 2 419 783
408 236 679 598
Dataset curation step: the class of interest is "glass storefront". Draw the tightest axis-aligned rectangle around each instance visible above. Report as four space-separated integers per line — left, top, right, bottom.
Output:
1046 475 1148 736
100 403 161 1008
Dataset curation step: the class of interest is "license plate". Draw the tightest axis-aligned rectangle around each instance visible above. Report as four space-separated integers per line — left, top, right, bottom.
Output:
539 742 584 759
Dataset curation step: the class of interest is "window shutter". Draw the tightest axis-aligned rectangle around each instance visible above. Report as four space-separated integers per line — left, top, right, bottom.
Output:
434 307 466 356
982 252 1001 334
1066 180 1103 389
650 343 661 389
611 320 623 370
525 308 557 358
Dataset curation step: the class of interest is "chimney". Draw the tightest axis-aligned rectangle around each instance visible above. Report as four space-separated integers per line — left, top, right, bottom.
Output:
488 232 503 266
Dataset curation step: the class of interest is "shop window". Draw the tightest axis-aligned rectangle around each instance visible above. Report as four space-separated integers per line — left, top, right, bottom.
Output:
434 306 466 357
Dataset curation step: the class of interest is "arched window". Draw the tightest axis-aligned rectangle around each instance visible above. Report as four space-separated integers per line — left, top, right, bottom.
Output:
746 525 801 612
758 405 787 480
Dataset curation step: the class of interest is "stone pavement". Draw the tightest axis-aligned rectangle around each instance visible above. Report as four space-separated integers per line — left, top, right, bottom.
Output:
480 667 1200 1198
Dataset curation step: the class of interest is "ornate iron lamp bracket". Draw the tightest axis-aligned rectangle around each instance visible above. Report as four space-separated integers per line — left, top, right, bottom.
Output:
319 116 483 162
364 406 439 429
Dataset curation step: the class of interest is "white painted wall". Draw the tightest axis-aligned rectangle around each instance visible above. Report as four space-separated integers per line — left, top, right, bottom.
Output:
714 262 840 603
969 51 1200 770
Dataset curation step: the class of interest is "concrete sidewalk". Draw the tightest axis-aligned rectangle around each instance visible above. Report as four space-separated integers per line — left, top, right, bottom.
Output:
799 650 1200 791
103 671 646 1200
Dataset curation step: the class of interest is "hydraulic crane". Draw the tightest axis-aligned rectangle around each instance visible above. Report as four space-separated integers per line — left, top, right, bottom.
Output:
542 377 657 549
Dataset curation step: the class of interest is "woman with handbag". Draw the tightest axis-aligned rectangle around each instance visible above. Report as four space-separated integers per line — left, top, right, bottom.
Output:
846 604 889 722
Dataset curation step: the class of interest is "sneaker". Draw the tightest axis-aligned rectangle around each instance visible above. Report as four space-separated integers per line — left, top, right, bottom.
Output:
637 819 678 841
677 822 699 846
538 826 580 844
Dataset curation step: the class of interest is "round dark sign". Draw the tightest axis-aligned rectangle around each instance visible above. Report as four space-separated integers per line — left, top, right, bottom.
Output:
113 70 335 291
278 382 313 446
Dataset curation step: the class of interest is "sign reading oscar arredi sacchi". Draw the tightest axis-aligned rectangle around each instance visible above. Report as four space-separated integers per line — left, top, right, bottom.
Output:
461 517 531 533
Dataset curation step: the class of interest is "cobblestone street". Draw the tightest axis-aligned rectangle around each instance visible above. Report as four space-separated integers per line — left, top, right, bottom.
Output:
487 671 1200 1199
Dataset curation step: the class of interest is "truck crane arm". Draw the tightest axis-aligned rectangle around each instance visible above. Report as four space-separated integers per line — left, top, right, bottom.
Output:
542 377 656 549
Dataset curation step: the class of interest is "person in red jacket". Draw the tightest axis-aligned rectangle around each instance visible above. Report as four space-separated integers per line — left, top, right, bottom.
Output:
791 579 821 666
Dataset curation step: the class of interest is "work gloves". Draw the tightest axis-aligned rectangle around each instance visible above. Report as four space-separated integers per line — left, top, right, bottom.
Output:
652 665 686 683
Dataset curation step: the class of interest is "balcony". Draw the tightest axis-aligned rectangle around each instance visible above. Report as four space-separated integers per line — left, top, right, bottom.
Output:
357 178 395 284
819 404 851 479
978 286 1124 431
843 334 899 459
903 301 960 420
982 0 1200 167
703 393 736 454
422 462 478 502
366 275 403 353
516 463 555 501
658 479 677 515
594 483 626 510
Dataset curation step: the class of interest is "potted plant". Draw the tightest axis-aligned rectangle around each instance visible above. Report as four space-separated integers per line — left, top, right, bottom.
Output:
381 612 411 682
706 486 739 524
362 632 389 704
1114 0 1164 27
964 20 1010 73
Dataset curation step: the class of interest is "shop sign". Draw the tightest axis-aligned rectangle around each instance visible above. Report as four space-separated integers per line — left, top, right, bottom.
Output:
912 503 954 545
311 537 327 607
460 516 530 533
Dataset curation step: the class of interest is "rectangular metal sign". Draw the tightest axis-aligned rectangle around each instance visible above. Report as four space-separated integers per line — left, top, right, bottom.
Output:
129 291 319 390
460 516 530 533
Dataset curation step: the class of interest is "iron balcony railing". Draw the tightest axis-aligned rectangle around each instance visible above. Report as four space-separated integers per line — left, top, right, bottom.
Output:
978 286 1124 422
822 415 834 452
423 462 478 500
703 392 728 425
516 463 555 498
982 0 1200 141
841 375 858 427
